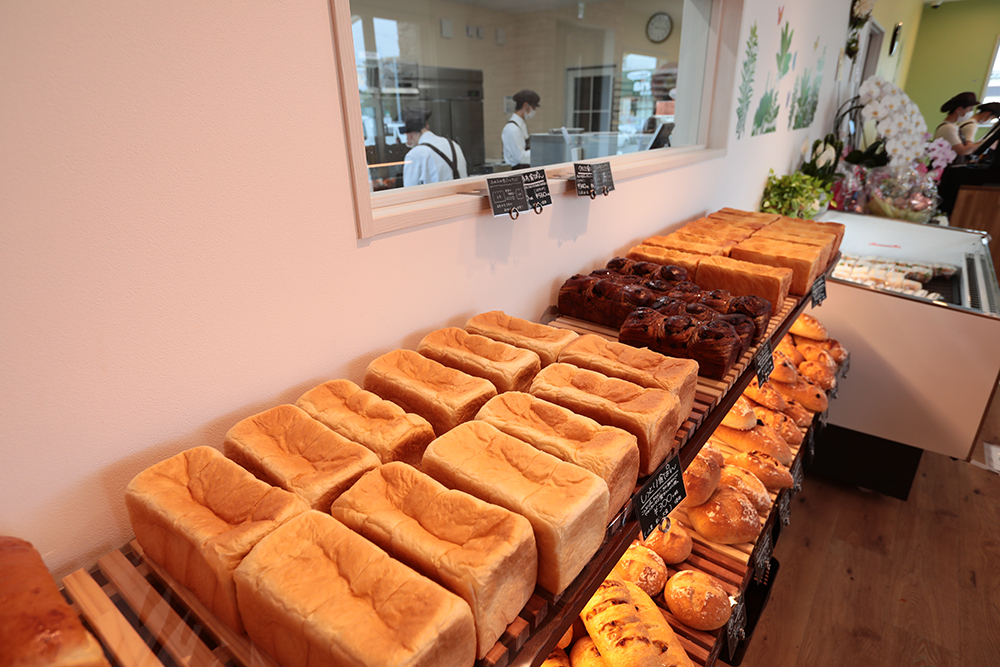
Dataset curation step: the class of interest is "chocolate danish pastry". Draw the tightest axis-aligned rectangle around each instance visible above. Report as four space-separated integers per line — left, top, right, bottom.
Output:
687 319 742 380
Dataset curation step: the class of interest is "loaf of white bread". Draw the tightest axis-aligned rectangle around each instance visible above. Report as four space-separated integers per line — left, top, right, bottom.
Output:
330 463 537 659
224 404 380 511
233 510 476 667
125 446 309 633
0 536 111 667
695 255 793 312
417 326 542 393
465 310 579 367
364 348 497 436
475 391 639 523
422 420 609 595
296 379 435 466
529 363 684 476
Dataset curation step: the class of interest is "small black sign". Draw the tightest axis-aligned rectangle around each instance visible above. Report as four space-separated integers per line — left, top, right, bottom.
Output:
487 174 530 218
791 456 804 493
779 491 792 527
574 163 595 197
829 382 839 400
806 428 816 462
754 339 774 386
841 352 851 377
811 275 827 307
521 168 552 209
726 596 747 661
817 409 828 429
753 527 773 583
592 162 615 193
635 454 686 540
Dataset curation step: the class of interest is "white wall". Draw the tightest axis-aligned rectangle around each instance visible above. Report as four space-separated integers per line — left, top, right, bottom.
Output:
0 0 849 578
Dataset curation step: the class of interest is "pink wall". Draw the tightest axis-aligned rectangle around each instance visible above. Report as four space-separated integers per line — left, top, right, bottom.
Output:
0 0 850 577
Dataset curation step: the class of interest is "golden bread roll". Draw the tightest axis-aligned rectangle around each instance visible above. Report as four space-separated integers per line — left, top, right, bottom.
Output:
798 360 836 390
417 326 542 393
815 337 848 364
569 636 606 667
622 581 696 667
638 517 692 564
465 310 579 367
0 536 111 667
233 511 476 667
722 395 755 430
797 343 837 372
699 442 726 467
718 464 771 515
557 625 574 649
789 312 829 340
610 543 668 598
712 423 793 465
679 447 722 507
744 377 788 411
781 398 814 427
770 377 829 413
687 486 760 545
726 451 794 490
662 569 733 631
751 404 804 445
542 647 572 667
776 335 806 366
579 579 661 667
770 349 799 384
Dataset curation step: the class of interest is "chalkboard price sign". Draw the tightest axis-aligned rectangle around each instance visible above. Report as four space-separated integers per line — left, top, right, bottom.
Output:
753 527 773 583
635 454 686 540
486 174 530 218
573 163 594 197
754 339 774 386
592 162 615 194
521 168 552 209
726 595 747 661
811 275 827 307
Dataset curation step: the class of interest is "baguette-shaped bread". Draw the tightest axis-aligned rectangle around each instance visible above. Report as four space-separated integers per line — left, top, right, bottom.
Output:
751 403 805 445
529 363 684 476
557 333 699 421
770 376 829 413
718 464 771 515
422 421 609 595
296 379 435 466
125 446 309 633
224 404 380 511
694 255 793 312
642 234 727 256
752 227 835 269
465 310 578 367
580 579 661 667
331 463 536 659
625 244 704 275
417 327 542 393
475 392 639 523
0 536 111 667
730 237 825 296
713 423 793 465
233 511 476 667
364 349 497 436
622 581 697 667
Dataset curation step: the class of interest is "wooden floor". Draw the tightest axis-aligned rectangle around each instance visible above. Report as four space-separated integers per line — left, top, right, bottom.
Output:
736 452 1000 667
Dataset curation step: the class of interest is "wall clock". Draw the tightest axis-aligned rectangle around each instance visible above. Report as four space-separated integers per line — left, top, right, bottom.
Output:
646 12 673 44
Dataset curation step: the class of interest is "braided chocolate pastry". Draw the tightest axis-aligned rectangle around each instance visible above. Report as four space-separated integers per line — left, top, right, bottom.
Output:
688 319 742 380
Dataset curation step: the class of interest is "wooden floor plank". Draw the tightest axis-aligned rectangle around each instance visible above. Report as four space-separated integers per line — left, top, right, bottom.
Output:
957 462 1000 666
830 484 903 557
877 624 959 667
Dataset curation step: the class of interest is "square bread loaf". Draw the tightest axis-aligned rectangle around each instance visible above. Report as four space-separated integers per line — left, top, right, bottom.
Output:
529 363 684 476
421 420 609 595
417 326 542 393
125 446 308 633
233 511 476 667
730 237 826 296
641 234 727 256
769 216 845 255
364 349 497 437
224 404 380 511
625 244 704 275
464 311 578 367
330 463 537 659
695 255 793 312
751 227 835 269
296 379 435 466
680 218 755 241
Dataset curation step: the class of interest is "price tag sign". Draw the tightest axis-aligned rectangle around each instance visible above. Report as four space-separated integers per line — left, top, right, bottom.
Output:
841 352 851 377
635 455 686 540
829 382 839 400
486 174 530 218
726 596 748 661
817 409 828 429
754 339 774 386
806 428 816 462
521 168 552 210
791 456 804 493
779 490 792 526
592 162 615 193
753 527 773 584
811 275 828 307
573 163 595 197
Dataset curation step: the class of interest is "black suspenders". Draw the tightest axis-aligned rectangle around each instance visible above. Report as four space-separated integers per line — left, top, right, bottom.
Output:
420 141 458 178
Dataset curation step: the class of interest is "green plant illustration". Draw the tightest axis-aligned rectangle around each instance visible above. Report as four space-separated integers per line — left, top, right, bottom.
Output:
788 48 827 130
776 22 794 80
751 73 779 136
735 23 758 140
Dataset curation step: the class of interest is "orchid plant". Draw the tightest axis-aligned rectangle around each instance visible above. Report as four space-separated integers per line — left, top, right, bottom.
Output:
856 76 929 167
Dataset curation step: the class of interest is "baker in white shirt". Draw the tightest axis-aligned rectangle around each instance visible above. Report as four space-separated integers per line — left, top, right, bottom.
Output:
401 107 468 187
934 91 983 164
502 89 540 170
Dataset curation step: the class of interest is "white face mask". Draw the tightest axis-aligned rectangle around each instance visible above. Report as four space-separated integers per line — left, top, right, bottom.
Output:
526 108 537 120
960 110 975 123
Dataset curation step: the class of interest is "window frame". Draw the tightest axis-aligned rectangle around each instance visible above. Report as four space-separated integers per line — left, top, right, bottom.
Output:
330 0 744 239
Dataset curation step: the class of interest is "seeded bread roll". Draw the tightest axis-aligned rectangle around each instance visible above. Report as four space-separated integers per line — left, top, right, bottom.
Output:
744 377 788 411
610 543 668 598
798 360 837 390
580 579 661 667
722 395 756 430
751 404 805 446
814 337 848 364
465 310 579 367
781 398 815 427
662 569 733 631
770 377 829 413
699 442 726 467
541 647 572 667
726 451 794 490
713 423 793 466
679 447 722 507
569 636 607 667
638 517 692 564
718 465 771 515
687 486 761 545
789 312 829 340
622 581 696 667
770 350 799 384
417 327 542 393
776 335 806 366
797 343 838 372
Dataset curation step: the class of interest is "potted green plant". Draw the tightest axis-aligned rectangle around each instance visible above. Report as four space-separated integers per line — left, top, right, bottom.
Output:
759 169 832 219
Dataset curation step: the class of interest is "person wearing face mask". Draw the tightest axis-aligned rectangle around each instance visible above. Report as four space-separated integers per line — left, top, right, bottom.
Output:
401 107 468 187
959 102 1000 145
502 89 540 170
934 92 984 164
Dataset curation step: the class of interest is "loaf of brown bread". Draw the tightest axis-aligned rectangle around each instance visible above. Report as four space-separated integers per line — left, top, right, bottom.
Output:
417 326 542 393
0 536 111 667
662 569 733 631
233 511 476 667
465 310 579 367
687 486 761 545
580 579 662 667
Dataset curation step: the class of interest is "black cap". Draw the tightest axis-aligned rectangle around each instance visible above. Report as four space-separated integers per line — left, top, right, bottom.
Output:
403 107 431 134
940 92 980 113
512 89 540 110
977 102 1000 118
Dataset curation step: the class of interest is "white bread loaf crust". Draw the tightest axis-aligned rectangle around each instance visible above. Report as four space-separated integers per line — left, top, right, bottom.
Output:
330 463 537 659
421 421 609 595
233 511 476 667
475 392 639 523
296 379 435 466
417 327 542 393
464 310 579 367
124 446 308 633
694 255 793 312
223 404 380 511
0 536 111 667
363 349 497 436
529 363 683 476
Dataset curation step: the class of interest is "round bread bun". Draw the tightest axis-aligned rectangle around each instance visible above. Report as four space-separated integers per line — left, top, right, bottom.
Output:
798 359 837 390
712 423 793 466
770 350 799 384
815 337 848 364
638 517 693 564
699 442 726 468
541 647 571 667
556 624 573 650
797 343 837 372
663 570 733 631
780 397 814 427
568 636 604 667
610 543 668 598
751 404 804 446
789 313 828 341
722 395 755 430
726 451 794 490
679 450 721 507
776 335 806 366
770 377 829 413
744 377 789 411
687 486 761 545
718 465 771 515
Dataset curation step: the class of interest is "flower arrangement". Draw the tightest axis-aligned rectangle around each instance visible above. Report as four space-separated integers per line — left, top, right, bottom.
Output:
846 0 876 59
855 76 929 167
799 133 844 188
